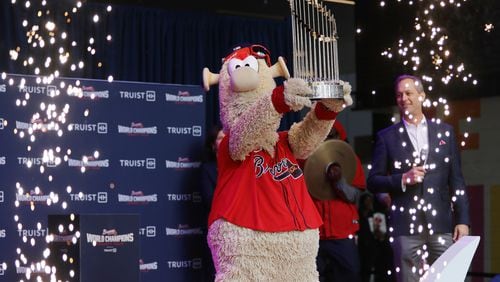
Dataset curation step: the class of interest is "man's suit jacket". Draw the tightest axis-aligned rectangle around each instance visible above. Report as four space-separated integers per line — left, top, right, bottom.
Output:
367 119 470 237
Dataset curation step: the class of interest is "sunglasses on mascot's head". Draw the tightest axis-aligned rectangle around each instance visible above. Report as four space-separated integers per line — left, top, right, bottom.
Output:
223 44 272 67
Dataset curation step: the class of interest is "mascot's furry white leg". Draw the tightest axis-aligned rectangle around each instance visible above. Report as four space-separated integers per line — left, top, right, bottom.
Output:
208 219 319 282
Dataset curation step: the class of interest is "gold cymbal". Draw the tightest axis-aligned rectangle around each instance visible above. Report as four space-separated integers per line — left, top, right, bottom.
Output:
304 139 357 200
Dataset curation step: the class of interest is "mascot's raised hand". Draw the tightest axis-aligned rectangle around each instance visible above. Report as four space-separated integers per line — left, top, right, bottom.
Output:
318 80 353 113
283 77 313 111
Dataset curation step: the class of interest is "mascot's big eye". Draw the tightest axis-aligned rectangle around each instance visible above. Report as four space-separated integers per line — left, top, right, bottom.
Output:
242 56 258 72
228 58 244 75
228 56 259 75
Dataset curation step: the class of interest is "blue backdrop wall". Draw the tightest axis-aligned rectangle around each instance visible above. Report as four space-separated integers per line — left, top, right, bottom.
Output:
0 74 206 281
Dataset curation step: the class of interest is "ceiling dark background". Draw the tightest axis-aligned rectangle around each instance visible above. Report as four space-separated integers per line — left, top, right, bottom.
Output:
87 0 500 109
88 0 292 19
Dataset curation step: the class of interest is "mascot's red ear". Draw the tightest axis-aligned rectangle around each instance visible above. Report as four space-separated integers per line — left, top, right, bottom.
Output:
203 67 220 92
270 57 290 79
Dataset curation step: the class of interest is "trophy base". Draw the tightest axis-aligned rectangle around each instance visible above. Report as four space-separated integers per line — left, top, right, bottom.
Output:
308 81 344 100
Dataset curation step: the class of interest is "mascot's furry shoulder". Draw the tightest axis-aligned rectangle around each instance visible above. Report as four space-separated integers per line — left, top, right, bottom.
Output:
203 44 352 281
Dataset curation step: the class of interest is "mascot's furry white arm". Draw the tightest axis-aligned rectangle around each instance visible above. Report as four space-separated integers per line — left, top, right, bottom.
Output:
288 80 353 159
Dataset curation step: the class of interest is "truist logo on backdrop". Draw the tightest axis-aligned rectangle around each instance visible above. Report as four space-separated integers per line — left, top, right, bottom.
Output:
16 84 58 97
167 258 202 269
0 118 4 129
0 229 6 238
68 158 109 168
0 84 6 92
70 192 108 203
67 85 109 99
119 158 156 169
118 191 157 204
68 122 108 134
0 191 4 202
118 122 157 135
46 85 58 97
166 125 202 137
17 157 42 166
119 90 156 102
17 157 56 168
165 157 201 170
165 90 203 103
140 259 158 272
18 84 48 95
17 228 49 238
139 226 156 238
165 224 203 236
166 192 201 203
0 157 5 166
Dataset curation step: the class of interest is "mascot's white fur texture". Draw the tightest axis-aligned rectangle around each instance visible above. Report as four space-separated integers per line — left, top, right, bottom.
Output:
203 45 352 281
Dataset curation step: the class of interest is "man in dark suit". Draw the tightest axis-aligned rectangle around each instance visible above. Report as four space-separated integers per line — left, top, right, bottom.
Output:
367 75 470 282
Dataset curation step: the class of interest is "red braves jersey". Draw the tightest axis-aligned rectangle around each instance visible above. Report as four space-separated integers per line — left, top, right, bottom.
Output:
208 131 323 232
313 155 366 239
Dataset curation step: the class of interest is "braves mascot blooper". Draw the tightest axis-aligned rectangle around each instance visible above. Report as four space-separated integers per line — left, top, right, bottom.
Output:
202 44 352 281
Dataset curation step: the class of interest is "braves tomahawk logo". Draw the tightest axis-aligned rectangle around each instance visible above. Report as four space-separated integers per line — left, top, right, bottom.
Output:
254 156 303 181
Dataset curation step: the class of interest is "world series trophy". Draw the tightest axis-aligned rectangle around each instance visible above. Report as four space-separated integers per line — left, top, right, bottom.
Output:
289 0 344 100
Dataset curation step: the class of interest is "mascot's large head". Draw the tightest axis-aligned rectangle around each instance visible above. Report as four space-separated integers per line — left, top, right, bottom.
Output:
203 44 290 133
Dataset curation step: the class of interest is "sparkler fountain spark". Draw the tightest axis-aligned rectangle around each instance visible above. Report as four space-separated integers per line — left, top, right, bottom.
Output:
3 1 113 281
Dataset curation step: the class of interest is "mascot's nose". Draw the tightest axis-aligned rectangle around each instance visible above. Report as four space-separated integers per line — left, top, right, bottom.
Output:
230 67 260 92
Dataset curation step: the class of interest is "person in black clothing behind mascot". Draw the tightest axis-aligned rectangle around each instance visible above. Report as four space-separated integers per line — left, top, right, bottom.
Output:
200 124 225 216
358 192 395 282
200 124 225 281
310 121 366 282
